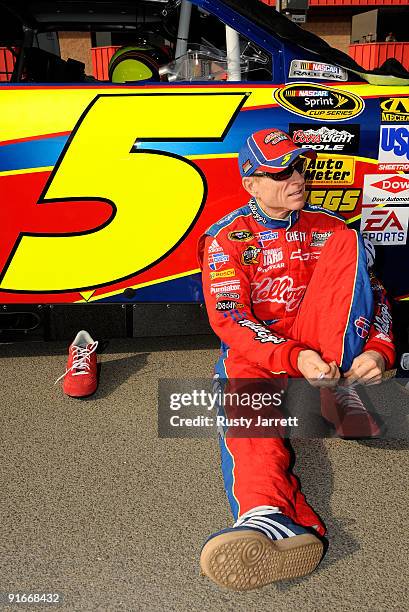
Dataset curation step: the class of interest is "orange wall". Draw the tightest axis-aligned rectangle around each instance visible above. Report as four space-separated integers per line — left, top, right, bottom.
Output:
302 15 351 54
58 32 93 75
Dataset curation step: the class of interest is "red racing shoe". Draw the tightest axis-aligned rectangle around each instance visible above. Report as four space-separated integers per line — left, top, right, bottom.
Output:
56 330 98 398
320 385 382 439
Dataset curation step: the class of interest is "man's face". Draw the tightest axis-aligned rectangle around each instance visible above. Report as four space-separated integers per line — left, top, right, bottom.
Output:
243 164 306 217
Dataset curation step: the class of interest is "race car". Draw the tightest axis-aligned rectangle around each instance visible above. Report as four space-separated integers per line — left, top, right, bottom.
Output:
0 0 408 355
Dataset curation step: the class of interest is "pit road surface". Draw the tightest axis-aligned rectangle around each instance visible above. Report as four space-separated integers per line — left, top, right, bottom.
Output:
0 337 408 611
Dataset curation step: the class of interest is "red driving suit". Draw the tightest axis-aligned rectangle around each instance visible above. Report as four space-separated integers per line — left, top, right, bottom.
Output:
198 198 395 535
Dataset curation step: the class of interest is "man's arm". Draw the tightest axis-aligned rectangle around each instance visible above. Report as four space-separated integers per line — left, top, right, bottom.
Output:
345 274 395 384
364 273 395 368
199 234 306 375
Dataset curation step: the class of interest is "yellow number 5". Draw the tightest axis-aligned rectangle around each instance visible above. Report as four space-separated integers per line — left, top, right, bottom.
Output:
1 92 246 291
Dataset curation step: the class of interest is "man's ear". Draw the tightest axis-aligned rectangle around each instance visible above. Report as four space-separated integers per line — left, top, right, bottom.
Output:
242 176 256 196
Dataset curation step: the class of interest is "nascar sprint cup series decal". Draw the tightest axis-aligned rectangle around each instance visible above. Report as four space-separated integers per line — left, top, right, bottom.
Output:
274 84 364 121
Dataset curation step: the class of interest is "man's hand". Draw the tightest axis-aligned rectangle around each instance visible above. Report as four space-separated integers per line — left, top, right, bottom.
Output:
297 349 340 387
344 350 386 386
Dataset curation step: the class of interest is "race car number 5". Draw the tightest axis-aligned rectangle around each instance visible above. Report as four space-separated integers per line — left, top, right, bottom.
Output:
1 92 246 291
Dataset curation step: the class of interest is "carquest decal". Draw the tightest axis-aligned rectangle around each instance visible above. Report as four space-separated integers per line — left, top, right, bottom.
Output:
274 83 364 121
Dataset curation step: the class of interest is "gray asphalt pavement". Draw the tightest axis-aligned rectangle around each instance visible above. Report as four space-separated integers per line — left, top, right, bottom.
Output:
0 337 408 611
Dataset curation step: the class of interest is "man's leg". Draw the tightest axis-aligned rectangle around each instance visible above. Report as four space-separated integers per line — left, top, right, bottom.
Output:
215 350 325 534
200 351 324 590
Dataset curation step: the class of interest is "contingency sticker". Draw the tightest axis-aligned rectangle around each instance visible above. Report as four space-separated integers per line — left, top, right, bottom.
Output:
380 97 409 123
361 207 408 245
304 157 355 185
289 124 360 154
274 84 364 121
289 60 348 82
363 174 409 205
378 124 409 172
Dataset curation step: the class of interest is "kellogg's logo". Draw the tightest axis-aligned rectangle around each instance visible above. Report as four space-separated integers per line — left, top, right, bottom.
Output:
251 275 306 312
274 84 364 121
237 319 286 344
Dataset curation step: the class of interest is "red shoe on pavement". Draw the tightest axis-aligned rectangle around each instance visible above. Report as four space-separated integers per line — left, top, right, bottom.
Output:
320 385 382 439
56 330 98 398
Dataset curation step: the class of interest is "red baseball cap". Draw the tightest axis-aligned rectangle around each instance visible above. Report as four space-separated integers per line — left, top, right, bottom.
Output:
238 128 316 177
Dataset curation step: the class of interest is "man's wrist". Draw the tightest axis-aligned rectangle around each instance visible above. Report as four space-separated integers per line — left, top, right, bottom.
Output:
363 347 389 370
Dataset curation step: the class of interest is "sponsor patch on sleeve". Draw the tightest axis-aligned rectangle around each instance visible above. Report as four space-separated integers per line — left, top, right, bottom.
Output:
310 231 333 247
210 268 236 280
241 246 261 265
237 319 286 344
228 230 254 242
215 299 244 311
208 252 230 270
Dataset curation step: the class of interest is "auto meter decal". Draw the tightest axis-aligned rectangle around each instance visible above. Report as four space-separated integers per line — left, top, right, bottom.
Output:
304 157 355 185
274 84 364 121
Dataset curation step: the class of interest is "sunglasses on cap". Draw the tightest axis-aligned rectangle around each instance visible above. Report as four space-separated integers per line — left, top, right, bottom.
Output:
252 156 307 181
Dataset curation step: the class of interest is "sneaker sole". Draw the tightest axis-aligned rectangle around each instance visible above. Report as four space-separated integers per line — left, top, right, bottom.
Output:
200 530 323 590
321 416 382 439
63 388 97 398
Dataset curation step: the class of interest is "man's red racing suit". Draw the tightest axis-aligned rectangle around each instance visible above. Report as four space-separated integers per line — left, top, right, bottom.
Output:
198 198 395 534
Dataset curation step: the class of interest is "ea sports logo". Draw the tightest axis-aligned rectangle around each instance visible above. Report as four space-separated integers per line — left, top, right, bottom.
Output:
363 209 404 231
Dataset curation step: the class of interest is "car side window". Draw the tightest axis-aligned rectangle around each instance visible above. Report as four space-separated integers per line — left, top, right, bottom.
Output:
164 5 272 82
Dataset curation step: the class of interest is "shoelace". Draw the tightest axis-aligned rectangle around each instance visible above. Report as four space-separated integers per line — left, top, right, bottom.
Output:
234 505 281 528
55 341 98 384
334 386 368 415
